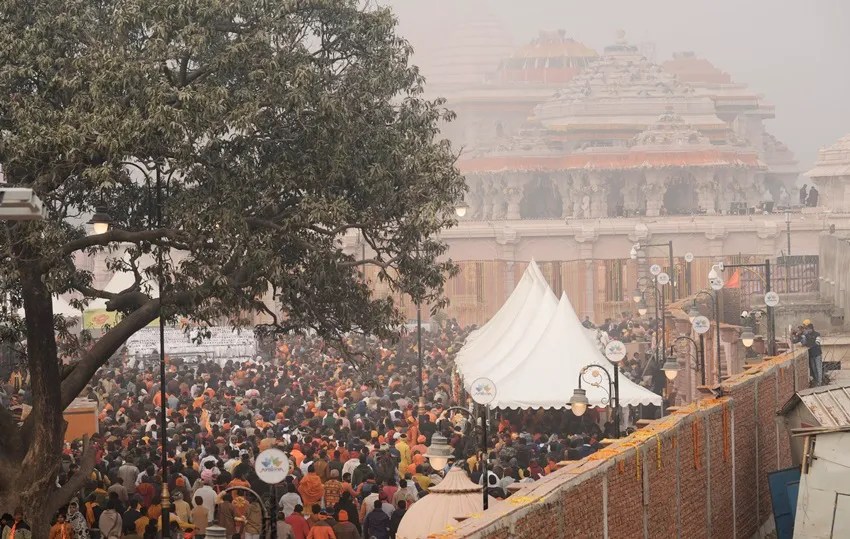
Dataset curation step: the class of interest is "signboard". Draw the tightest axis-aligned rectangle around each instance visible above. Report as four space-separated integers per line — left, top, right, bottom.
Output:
764 291 780 307
656 272 670 285
684 252 695 263
604 340 627 362
255 448 290 484
470 377 496 405
692 315 711 335
650 264 662 276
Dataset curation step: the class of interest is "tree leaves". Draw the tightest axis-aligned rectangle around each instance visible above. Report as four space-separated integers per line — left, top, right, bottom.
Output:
0 0 464 363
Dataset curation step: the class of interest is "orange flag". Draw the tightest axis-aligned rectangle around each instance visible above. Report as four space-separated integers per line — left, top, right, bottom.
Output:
725 269 741 289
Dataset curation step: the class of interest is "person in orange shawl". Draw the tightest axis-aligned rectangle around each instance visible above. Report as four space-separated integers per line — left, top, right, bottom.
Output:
298 464 325 515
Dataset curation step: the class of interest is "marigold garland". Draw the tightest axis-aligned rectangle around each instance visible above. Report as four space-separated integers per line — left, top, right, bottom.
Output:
692 419 702 470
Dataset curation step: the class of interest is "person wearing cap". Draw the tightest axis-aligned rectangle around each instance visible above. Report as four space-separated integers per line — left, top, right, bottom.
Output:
172 490 191 525
332 509 360 539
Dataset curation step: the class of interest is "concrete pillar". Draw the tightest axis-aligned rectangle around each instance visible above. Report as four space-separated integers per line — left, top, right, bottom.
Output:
555 172 573 218
643 171 666 217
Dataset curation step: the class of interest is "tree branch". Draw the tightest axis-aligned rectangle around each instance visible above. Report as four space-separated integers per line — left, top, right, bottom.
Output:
42 435 96 518
57 228 187 259
58 300 161 409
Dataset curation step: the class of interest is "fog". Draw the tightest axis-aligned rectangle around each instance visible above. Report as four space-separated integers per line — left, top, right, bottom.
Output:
382 0 850 169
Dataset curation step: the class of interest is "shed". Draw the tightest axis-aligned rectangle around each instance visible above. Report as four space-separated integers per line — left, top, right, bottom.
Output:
778 383 850 465
791 426 850 538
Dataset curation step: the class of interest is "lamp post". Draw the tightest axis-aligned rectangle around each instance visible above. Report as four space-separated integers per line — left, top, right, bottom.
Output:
469 377 496 510
721 260 777 356
669 335 704 386
154 168 170 524
689 290 723 384
630 241 676 301
569 364 620 438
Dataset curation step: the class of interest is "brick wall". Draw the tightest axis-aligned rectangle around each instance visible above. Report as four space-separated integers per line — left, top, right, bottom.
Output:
444 349 809 539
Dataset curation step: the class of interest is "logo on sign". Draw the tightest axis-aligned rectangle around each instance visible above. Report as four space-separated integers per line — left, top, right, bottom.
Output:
764 291 780 307
604 340 626 362
254 448 290 485
692 315 710 334
470 377 496 405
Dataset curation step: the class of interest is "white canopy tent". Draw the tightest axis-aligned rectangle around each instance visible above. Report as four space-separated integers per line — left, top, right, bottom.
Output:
455 261 558 382
470 293 661 409
16 295 80 319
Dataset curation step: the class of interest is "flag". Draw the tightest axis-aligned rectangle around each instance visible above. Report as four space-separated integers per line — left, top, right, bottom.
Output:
725 269 741 289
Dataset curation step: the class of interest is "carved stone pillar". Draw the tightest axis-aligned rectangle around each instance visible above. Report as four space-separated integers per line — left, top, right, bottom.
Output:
622 173 639 215
491 177 506 220
643 171 666 217
504 178 524 220
589 173 609 218
695 169 717 215
555 172 573 218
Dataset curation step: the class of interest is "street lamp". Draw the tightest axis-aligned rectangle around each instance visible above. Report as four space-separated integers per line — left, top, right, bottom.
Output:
662 358 681 380
455 202 469 218
570 364 619 437
687 304 700 324
741 329 755 348
691 290 722 384
568 388 589 417
87 206 113 235
669 335 705 386
721 260 776 356
632 288 643 304
637 300 648 317
424 432 453 471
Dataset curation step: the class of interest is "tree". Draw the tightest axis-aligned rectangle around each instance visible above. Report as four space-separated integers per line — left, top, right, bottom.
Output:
0 0 463 523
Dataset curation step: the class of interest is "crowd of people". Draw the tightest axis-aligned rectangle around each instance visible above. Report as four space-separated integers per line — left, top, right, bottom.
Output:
0 318 626 539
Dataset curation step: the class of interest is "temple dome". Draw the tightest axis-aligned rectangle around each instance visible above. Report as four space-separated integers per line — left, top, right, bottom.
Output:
661 51 733 85
495 30 597 85
806 134 850 178
420 14 513 89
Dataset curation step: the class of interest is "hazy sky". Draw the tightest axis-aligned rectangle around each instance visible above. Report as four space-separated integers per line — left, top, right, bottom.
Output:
382 0 849 170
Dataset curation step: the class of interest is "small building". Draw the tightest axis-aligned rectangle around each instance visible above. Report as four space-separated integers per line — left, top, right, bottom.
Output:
778 383 850 465
791 426 850 538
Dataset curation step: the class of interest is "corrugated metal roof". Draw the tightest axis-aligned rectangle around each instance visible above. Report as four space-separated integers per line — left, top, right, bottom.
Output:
779 384 850 427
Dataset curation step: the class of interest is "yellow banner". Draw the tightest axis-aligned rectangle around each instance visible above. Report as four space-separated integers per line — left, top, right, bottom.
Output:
83 309 120 329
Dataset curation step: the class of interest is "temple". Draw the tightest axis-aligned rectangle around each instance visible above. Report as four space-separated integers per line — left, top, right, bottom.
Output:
344 26 850 331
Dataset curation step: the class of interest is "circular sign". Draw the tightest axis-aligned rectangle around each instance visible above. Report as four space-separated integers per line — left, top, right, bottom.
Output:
709 277 724 291
470 377 497 406
692 315 711 335
604 340 627 362
656 272 670 285
254 448 290 485
684 252 694 263
764 291 780 307
650 264 662 276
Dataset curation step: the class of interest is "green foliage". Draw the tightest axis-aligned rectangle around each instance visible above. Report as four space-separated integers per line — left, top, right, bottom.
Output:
0 0 464 355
